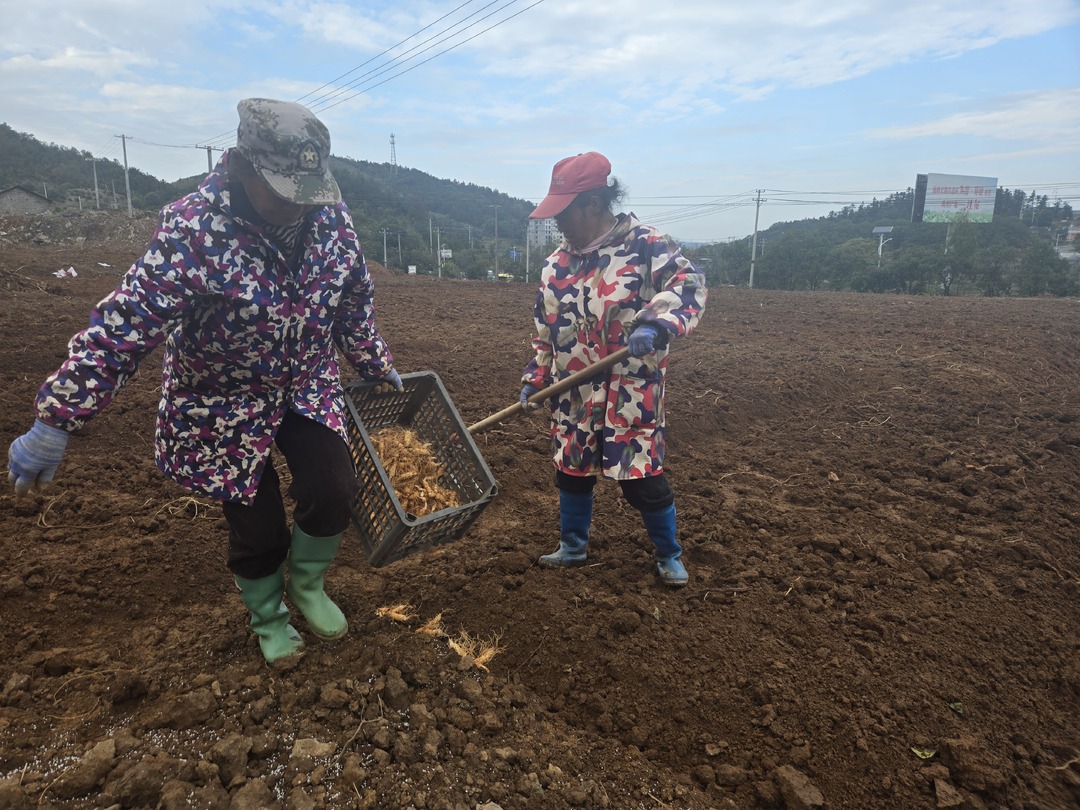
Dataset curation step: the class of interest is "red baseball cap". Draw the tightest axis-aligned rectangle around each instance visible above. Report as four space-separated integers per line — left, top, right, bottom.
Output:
529 151 612 219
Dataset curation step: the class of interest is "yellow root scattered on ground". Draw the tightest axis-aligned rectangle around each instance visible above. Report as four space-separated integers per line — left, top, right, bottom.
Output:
417 613 446 637
375 606 503 672
370 427 461 517
375 603 416 622
447 630 504 672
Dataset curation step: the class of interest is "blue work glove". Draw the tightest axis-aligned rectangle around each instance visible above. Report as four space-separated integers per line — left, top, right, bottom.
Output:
628 323 661 358
520 383 542 410
373 368 403 394
8 419 69 496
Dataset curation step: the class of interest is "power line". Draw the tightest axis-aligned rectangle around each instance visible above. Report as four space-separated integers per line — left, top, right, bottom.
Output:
125 136 201 150
198 0 547 148
93 134 122 161
646 200 757 227
762 187 901 195
642 181 1080 235
312 0 548 115
302 0 510 110
295 0 480 106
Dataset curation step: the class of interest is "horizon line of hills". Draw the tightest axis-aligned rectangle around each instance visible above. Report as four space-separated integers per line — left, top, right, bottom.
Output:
2 122 1072 266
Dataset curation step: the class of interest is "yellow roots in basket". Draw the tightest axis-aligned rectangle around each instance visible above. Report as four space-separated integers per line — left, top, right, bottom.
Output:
370 427 461 517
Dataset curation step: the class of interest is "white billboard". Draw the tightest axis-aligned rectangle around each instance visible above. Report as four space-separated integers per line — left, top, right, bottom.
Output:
912 173 998 223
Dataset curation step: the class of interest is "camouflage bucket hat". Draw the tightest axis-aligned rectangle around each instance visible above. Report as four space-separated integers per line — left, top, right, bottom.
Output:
235 98 341 206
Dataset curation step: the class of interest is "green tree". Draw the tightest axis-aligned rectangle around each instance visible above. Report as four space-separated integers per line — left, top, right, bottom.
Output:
1016 239 1078 297
826 238 877 291
453 247 492 280
686 238 752 287
940 214 978 295
888 245 939 294
794 232 830 291
974 244 1020 297
756 232 827 290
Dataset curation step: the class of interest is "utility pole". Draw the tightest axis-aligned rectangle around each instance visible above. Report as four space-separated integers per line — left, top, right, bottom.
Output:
525 231 530 285
87 157 100 208
490 204 500 277
748 190 764 288
116 134 133 218
397 233 402 267
196 145 224 172
429 217 434 254
380 228 389 267
436 227 442 278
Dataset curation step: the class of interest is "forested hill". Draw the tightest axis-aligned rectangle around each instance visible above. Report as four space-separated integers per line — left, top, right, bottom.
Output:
0 123 532 277
810 188 1071 230
0 123 165 210
327 157 533 276
691 186 1077 297
3 123 1075 293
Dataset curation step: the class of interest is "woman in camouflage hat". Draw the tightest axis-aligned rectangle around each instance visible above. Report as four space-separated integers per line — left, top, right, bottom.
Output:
7 99 402 666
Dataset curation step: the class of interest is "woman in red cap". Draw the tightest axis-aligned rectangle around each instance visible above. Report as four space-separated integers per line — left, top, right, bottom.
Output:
520 152 707 586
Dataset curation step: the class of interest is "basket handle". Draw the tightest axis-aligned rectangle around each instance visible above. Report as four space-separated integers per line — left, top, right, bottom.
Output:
468 347 631 434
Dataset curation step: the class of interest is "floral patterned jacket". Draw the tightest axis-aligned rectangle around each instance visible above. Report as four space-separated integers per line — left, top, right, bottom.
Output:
522 213 706 479
35 151 395 504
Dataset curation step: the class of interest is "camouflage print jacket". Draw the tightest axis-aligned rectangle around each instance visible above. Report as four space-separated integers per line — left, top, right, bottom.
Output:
521 213 706 479
35 150 395 505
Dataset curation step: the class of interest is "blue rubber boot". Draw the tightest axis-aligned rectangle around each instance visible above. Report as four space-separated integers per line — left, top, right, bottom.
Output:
234 565 306 665
641 504 688 587
286 526 348 640
538 489 593 568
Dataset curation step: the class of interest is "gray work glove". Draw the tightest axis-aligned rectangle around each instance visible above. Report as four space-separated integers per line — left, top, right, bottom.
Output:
8 419 69 495
373 368 403 395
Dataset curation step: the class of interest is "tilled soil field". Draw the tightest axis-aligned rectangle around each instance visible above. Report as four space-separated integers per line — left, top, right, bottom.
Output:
0 211 1078 809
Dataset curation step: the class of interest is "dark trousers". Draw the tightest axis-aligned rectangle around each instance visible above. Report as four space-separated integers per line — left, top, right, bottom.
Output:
555 469 674 512
223 410 357 579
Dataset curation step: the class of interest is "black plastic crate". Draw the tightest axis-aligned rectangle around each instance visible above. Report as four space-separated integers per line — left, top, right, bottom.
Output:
344 371 498 567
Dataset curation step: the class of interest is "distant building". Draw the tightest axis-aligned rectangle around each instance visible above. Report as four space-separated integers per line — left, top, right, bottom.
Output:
0 186 50 215
527 217 561 249
1055 222 1080 262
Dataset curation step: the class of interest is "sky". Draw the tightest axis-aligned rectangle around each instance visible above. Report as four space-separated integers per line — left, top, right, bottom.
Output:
2 0 1079 243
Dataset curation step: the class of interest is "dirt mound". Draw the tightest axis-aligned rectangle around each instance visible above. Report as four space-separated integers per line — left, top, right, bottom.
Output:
0 210 156 250
0 233 1078 809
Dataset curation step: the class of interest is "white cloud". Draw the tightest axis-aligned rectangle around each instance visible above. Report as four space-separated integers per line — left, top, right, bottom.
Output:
1 0 1077 237
866 87 1080 143
466 0 1079 99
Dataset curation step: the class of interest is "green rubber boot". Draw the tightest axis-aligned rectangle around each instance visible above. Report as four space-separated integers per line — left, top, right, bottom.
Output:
234 566 305 665
286 526 348 640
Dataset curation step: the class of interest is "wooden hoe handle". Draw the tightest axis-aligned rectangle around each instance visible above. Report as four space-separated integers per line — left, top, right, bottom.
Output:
467 347 632 435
